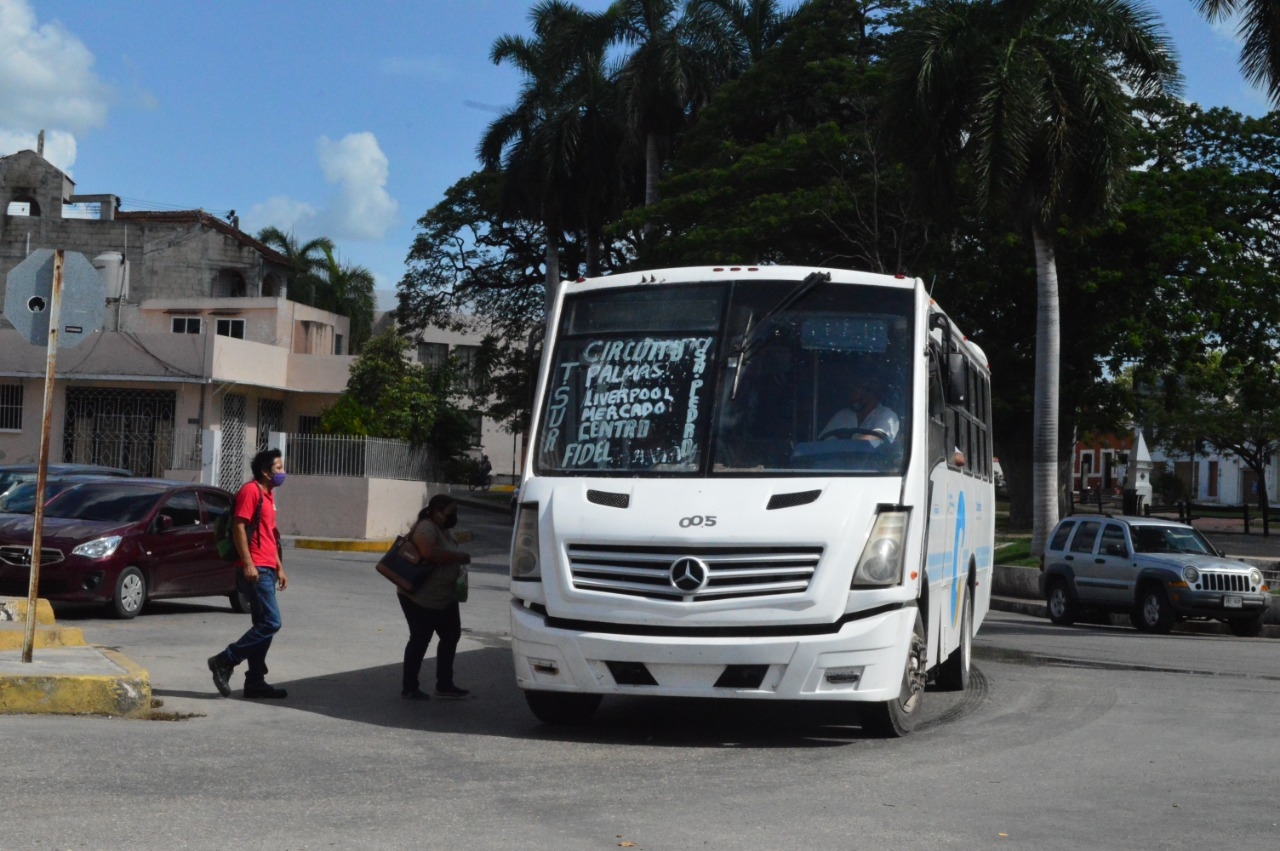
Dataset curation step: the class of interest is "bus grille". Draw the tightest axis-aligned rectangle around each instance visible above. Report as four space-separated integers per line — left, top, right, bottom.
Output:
566 544 822 602
1200 571 1251 592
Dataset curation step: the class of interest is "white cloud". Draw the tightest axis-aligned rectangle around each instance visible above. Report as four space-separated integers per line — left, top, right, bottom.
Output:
243 131 399 245
0 128 76 172
0 0 111 161
242 196 319 240
313 132 399 241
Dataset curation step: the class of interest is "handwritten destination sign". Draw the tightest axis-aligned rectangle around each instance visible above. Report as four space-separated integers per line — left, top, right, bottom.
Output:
542 335 714 471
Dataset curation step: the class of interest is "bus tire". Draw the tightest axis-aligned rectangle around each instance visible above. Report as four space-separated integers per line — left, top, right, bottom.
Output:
861 610 926 737
524 690 601 725
936 589 972 692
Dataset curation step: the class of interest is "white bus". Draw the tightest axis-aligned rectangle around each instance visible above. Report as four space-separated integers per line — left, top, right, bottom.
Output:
509 265 994 735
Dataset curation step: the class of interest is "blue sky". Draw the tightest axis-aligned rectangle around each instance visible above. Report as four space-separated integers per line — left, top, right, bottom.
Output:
1 0 1270 306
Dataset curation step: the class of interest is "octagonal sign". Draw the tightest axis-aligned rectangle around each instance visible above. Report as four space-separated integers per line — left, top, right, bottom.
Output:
4 249 105 347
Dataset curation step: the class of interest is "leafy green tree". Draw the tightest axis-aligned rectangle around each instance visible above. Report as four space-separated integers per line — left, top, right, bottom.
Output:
256 226 334 306
396 172 553 435
884 0 1181 554
314 245 376 354
319 331 476 467
1102 103 1280 532
1195 0 1280 107
632 0 921 272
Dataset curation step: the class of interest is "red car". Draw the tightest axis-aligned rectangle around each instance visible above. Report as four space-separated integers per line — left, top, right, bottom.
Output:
0 479 248 618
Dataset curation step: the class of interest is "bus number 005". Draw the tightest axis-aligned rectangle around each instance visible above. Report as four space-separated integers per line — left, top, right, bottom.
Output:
679 515 717 528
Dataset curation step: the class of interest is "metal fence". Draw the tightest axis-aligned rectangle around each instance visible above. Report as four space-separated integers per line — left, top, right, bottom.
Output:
70 424 434 482
284 433 435 481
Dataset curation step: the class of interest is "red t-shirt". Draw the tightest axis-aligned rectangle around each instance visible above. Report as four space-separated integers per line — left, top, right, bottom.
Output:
233 481 279 568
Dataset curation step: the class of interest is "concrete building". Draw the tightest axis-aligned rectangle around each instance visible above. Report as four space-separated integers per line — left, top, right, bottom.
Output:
0 148 354 497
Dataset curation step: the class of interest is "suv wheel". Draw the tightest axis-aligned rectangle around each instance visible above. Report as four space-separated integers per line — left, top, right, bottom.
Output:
1046 580 1077 626
1134 585 1175 634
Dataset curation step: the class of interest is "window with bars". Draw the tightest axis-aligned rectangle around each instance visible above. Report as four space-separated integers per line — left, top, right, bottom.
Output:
172 316 203 334
0 384 22 430
417 342 448 369
453 344 480 391
465 411 483 447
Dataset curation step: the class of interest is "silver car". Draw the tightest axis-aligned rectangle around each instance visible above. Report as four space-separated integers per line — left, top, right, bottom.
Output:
1040 515 1270 636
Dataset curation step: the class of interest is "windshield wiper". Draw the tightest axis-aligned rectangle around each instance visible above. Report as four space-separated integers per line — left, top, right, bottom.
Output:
731 271 831 399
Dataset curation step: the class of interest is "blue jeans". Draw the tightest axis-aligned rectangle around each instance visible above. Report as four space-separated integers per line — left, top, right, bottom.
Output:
221 569 281 685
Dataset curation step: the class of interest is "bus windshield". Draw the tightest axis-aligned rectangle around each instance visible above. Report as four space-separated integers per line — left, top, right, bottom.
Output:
535 278 914 477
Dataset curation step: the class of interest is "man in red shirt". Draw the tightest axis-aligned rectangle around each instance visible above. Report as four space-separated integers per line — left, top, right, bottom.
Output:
208 448 290 699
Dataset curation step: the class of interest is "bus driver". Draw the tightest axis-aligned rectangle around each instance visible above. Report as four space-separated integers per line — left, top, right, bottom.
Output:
818 373 900 444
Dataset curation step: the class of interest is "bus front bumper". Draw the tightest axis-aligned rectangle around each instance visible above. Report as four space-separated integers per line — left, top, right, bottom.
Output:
509 601 916 702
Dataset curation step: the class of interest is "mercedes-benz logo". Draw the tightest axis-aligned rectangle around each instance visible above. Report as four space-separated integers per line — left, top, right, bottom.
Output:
670 556 709 593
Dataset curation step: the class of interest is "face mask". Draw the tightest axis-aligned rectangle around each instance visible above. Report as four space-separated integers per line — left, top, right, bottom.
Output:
271 472 287 488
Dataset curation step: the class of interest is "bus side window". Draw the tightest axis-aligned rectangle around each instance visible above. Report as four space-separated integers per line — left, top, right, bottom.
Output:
928 352 948 468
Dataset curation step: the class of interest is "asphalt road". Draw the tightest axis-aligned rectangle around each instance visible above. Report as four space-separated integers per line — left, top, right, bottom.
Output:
2 510 1277 850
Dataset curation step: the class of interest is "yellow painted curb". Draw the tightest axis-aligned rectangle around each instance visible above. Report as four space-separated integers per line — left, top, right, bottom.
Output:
293 529 474 551
0 597 57 625
0 646 152 719
0 625 86 651
293 538 394 553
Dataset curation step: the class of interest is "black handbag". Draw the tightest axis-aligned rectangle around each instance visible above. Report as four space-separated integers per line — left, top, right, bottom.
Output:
375 534 432 592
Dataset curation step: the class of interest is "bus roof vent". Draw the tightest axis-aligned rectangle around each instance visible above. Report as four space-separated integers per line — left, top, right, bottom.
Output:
587 489 631 509
766 490 821 510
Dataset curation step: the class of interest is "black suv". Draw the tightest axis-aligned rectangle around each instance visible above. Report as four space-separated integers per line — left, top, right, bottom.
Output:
1040 515 1270 637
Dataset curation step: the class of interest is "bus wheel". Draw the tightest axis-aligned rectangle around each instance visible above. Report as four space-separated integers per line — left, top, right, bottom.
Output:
936 590 972 691
524 690 601 725
861 611 926 737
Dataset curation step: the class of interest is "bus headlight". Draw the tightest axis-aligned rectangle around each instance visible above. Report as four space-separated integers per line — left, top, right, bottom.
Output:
510 502 541 581
852 509 908 587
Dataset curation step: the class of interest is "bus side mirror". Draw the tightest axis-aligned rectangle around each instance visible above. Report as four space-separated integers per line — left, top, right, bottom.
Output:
947 353 966 404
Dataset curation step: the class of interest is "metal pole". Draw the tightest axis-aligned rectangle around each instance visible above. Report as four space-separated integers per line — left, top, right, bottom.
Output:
22 250 63 663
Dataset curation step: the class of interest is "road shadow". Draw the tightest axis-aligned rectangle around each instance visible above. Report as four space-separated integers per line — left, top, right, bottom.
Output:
152 642 976 748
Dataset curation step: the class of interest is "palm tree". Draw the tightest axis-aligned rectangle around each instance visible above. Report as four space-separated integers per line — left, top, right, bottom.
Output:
481 1 616 311
693 0 794 74
610 0 735 210
315 245 376 354
1194 1 1280 107
256 226 334 306
886 0 1181 554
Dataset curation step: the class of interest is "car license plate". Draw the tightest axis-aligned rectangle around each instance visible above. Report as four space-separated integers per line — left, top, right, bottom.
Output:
1224 595 1243 609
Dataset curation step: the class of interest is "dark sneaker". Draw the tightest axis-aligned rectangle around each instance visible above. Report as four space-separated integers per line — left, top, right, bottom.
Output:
400 689 431 701
243 682 288 699
207 655 233 697
434 684 470 699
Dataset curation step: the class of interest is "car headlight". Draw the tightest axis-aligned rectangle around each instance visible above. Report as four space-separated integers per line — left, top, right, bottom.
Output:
1250 568 1264 587
852 509 909 587
510 502 540 581
72 536 122 560
1183 566 1200 585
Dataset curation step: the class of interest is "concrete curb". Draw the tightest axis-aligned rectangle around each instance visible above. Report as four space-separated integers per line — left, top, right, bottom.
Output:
0 645 152 719
0 596 153 718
